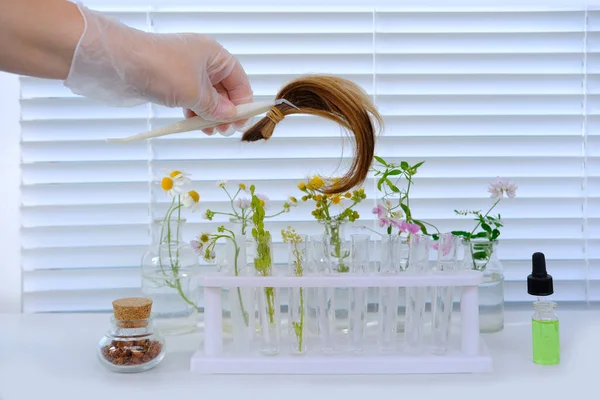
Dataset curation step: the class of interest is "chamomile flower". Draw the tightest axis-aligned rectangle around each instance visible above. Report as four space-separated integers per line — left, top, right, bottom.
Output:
190 239 204 256
182 190 200 211
216 180 227 188
161 170 189 197
235 198 252 209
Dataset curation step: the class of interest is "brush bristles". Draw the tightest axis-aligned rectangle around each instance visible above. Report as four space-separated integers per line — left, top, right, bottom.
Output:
241 75 383 195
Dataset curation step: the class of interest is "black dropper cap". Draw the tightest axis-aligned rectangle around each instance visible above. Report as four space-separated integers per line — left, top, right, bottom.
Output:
527 252 553 296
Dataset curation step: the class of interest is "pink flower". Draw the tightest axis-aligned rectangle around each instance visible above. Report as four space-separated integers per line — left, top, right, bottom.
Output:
400 220 420 234
372 203 387 218
434 233 455 257
487 177 518 199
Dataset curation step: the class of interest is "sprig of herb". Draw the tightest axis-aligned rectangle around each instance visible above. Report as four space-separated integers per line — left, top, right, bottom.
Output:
250 185 275 325
372 156 439 238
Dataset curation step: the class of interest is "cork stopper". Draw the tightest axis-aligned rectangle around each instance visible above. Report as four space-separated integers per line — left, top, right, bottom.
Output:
112 297 152 328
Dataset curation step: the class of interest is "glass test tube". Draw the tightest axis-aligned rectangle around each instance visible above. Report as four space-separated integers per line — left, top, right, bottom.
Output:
349 234 369 352
310 235 335 354
431 233 459 355
404 234 430 353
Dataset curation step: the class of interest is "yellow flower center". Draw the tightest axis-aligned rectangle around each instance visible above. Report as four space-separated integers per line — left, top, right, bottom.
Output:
188 190 200 203
200 233 210 243
170 170 182 178
297 182 307 191
331 195 342 205
161 177 174 191
239 183 247 190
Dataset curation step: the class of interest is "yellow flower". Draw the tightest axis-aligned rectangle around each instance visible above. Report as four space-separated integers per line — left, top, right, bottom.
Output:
308 175 324 190
239 183 247 191
200 233 210 243
183 190 200 211
345 192 352 198
331 194 342 205
297 182 307 191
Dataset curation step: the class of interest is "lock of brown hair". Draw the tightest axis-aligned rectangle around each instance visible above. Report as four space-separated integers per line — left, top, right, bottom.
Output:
241 75 383 195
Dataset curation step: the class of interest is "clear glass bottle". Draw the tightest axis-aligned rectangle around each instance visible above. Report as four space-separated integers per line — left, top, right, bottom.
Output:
462 239 504 333
531 301 560 365
98 298 166 373
528 252 560 365
141 218 199 335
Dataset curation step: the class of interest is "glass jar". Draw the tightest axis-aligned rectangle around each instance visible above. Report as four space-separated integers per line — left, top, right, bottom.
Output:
462 239 504 333
141 218 199 335
98 298 166 373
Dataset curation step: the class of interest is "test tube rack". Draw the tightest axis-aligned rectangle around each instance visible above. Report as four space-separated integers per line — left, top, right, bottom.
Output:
190 270 493 374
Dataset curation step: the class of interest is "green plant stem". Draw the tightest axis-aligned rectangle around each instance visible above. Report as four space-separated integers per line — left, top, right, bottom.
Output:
154 197 197 308
469 199 500 236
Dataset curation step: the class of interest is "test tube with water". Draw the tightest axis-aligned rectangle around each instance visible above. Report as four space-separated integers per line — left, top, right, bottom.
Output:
378 235 407 352
404 234 430 354
349 234 369 353
431 233 460 355
310 234 335 354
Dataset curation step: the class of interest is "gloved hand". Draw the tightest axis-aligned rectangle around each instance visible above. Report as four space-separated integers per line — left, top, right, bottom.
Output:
64 3 253 135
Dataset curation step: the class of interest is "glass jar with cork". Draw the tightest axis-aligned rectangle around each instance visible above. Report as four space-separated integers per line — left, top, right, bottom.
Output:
98 297 166 373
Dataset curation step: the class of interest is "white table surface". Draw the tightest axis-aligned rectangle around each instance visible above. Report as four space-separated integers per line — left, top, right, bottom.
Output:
0 309 598 400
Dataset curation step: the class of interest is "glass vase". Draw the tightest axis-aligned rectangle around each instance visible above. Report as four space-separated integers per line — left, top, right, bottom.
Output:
254 234 280 355
288 234 308 355
141 218 199 336
462 239 504 333
225 234 255 354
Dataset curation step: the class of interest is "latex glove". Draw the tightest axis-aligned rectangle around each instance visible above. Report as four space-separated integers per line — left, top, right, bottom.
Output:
64 3 253 135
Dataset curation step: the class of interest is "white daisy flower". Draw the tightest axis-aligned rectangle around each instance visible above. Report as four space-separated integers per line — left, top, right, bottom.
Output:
182 190 200 211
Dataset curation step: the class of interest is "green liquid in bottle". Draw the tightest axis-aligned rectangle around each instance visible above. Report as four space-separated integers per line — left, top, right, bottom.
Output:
532 319 560 365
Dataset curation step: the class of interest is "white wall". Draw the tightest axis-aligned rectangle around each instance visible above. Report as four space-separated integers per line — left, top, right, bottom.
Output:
0 72 22 312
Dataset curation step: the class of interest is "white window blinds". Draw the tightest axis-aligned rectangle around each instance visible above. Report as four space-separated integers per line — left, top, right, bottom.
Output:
19 2 599 312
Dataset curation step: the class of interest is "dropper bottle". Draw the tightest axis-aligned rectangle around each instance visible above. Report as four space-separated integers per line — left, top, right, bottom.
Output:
527 252 560 365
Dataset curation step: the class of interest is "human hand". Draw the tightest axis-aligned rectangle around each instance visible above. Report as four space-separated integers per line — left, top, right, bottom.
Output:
64 4 253 136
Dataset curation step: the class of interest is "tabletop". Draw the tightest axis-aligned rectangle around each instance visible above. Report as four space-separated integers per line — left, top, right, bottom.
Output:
0 308 598 400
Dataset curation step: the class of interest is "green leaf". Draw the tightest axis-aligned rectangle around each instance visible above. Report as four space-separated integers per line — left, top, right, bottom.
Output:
413 220 428 235
481 222 492 233
400 161 409 170
491 229 500 240
374 155 387 166
451 230 470 238
413 161 425 169
472 232 488 239
472 251 489 260
385 178 400 193
400 203 412 217
387 169 401 176
377 177 385 191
